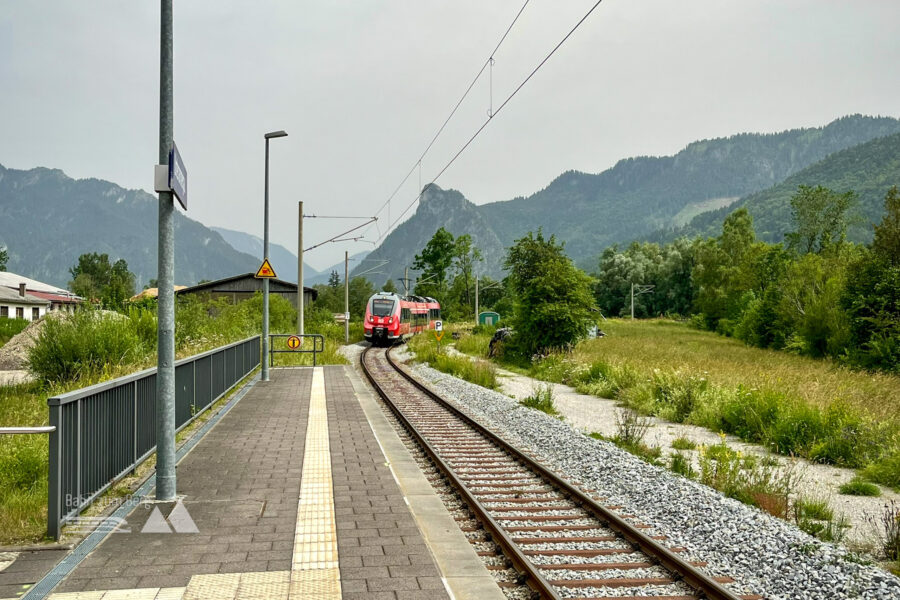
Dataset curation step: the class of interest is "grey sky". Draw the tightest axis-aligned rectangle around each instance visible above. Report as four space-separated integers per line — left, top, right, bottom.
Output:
2 1 899 271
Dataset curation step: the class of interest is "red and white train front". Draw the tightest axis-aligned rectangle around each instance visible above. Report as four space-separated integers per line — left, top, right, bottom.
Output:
364 292 441 346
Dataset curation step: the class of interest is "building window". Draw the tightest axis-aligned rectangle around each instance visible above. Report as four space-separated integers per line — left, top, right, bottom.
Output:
0 306 7 318
33 307 40 320
16 307 24 319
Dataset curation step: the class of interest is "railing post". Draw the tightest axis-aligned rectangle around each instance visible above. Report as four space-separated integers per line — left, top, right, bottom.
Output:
47 402 62 540
133 380 138 472
75 399 82 519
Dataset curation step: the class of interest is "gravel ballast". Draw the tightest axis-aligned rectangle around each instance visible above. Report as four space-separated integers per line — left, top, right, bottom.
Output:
409 362 900 600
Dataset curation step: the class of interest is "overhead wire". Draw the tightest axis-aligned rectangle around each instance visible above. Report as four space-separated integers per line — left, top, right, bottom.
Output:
379 0 606 239
362 0 532 240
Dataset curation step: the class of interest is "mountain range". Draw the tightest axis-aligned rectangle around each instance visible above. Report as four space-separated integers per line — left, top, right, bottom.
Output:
2 114 898 292
0 165 262 289
357 114 900 281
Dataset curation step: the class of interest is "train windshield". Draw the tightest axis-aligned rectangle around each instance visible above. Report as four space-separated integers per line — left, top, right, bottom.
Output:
370 298 395 317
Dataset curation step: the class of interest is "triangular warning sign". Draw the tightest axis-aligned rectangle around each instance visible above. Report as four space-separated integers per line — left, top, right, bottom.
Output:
255 258 277 279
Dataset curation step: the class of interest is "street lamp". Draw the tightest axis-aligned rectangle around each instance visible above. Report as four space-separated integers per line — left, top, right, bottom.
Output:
262 130 288 382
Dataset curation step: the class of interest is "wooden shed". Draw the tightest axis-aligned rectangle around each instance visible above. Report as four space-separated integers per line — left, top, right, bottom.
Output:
176 273 317 309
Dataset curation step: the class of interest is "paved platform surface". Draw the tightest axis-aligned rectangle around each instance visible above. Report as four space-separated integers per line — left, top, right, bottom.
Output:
0 364 491 600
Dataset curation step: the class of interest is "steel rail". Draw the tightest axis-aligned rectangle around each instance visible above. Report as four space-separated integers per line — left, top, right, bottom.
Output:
373 345 745 600
361 346 563 600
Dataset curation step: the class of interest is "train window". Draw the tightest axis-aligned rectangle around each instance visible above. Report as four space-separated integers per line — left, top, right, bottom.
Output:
371 298 395 317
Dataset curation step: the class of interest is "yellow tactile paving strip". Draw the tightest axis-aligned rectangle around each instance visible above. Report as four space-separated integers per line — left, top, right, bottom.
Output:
45 368 341 600
289 367 341 598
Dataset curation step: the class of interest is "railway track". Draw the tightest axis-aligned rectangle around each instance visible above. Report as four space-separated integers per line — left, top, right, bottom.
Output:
361 345 762 600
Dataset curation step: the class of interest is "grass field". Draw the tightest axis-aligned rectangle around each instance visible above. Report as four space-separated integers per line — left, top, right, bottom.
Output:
453 319 900 489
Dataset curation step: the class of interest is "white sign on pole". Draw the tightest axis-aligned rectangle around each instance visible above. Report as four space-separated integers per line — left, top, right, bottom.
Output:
434 320 443 332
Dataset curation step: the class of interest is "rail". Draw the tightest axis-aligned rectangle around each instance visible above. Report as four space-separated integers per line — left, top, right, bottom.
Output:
268 333 324 367
364 346 743 600
47 335 261 539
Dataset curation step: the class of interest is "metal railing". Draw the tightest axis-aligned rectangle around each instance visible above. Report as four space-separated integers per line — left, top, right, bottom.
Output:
0 427 56 434
268 333 324 366
47 335 261 539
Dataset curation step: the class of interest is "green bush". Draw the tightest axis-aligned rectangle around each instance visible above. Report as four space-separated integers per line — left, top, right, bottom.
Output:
671 436 697 450
28 311 147 382
862 452 900 490
838 478 881 497
520 384 559 416
669 452 696 478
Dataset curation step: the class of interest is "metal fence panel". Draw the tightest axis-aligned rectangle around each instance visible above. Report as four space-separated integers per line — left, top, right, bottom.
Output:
46 336 260 538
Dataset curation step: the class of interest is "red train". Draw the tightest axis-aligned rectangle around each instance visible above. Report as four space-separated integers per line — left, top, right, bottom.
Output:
364 292 441 346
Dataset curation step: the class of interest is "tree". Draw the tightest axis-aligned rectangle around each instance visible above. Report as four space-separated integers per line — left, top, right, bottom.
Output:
0 246 7 271
382 278 398 294
504 230 596 356
69 252 136 309
452 234 482 309
413 228 456 297
327 270 341 288
785 185 856 255
873 186 900 267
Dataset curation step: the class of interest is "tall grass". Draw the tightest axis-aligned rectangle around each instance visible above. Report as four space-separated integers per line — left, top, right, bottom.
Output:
408 334 498 389
0 317 29 346
518 319 900 489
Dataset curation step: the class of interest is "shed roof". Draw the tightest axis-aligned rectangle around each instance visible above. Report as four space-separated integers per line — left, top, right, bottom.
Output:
176 273 318 301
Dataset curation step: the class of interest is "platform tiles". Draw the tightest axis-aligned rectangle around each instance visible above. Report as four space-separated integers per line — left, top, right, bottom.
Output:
4 364 497 600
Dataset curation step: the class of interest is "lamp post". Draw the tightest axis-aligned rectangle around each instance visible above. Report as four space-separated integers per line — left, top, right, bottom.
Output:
262 130 287 382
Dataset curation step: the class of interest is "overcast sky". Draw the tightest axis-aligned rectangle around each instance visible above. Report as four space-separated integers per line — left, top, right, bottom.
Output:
2 1 899 271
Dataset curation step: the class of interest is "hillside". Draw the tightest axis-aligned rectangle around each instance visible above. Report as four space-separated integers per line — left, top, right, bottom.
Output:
0 165 261 288
353 185 506 283
663 131 900 244
211 226 317 284
364 115 900 280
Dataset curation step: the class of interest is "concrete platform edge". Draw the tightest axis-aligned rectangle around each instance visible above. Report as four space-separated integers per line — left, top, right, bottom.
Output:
342 363 505 600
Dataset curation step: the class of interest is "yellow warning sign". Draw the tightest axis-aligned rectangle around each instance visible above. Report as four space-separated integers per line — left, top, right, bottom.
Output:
255 258 277 279
287 335 301 350
434 330 444 342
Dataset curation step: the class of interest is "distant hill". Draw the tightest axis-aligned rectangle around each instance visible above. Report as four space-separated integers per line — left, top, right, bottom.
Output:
210 227 317 284
659 131 900 245
0 165 261 289
364 114 900 280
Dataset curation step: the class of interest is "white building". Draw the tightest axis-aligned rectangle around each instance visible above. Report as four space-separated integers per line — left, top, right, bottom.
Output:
0 283 51 321
0 271 81 313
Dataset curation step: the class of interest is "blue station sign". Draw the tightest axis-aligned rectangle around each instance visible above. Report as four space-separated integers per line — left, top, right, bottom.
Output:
168 142 188 210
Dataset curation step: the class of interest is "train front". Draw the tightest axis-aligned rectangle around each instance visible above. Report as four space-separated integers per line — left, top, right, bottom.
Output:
364 293 401 346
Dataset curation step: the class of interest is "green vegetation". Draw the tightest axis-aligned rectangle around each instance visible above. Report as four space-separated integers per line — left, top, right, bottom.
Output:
519 384 559 417
669 452 696 478
1 292 354 543
0 245 7 271
312 274 376 320
68 252 136 308
671 436 697 450
838 478 881 497
408 334 498 390
597 186 900 373
504 230 596 356
514 320 900 488
0 317 28 346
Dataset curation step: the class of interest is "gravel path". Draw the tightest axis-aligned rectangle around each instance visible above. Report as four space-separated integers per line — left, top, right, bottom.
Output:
407 360 900 600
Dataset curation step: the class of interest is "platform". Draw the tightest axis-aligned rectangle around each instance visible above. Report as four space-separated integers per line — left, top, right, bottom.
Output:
0 366 501 600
